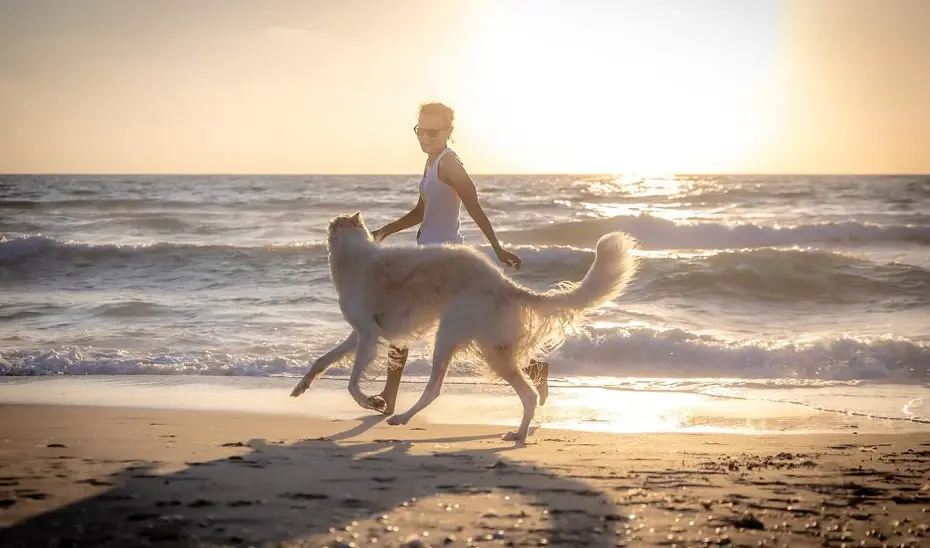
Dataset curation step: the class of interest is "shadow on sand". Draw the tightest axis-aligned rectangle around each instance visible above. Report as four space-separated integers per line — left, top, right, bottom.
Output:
0 416 627 547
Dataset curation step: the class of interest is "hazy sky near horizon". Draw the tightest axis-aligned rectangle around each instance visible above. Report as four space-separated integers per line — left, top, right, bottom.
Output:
1 0 928 174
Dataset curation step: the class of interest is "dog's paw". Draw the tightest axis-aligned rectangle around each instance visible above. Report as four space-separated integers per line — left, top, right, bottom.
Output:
386 414 409 426
362 395 388 414
501 431 527 443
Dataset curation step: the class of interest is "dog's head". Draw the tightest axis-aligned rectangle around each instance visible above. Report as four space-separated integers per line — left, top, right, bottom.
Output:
327 212 371 245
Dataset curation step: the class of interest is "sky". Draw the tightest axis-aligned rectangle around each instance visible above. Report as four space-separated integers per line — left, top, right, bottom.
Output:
0 0 928 174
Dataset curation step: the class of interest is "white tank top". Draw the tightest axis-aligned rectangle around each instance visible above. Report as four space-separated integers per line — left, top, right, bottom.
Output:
416 147 464 245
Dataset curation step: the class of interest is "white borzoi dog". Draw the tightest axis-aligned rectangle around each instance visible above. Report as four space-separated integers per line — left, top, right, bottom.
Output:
290 212 639 442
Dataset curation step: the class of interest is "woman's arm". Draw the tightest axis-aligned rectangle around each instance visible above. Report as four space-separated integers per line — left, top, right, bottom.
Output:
438 154 522 268
371 195 424 242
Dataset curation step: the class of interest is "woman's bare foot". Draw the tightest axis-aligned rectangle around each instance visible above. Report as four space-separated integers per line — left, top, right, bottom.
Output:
526 360 550 406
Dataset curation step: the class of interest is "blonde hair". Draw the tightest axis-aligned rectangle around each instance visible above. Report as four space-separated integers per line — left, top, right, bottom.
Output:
418 102 455 130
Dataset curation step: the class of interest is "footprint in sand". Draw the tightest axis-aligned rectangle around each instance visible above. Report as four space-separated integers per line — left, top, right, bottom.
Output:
76 478 116 487
279 492 329 501
187 498 216 508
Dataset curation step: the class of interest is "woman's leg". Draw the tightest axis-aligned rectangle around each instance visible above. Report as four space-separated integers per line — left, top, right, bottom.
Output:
524 359 550 406
373 345 409 415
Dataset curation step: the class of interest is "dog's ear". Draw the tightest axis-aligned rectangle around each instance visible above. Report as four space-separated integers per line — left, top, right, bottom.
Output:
350 211 362 226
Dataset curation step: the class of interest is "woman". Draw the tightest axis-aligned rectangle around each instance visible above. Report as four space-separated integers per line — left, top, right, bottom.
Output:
368 102 549 415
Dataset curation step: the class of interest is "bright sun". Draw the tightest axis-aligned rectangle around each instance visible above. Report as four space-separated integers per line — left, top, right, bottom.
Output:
459 1 779 174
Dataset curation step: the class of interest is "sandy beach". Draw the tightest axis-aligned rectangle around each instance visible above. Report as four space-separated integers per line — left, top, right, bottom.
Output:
1 404 928 547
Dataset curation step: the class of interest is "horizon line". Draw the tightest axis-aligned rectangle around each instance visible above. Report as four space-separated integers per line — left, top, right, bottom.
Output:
2 172 929 177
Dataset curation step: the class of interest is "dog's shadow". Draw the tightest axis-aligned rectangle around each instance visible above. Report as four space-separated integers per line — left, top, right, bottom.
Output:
0 416 627 547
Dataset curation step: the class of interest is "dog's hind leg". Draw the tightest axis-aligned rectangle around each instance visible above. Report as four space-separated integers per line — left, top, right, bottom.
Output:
386 324 462 426
490 351 539 443
290 330 358 397
346 330 381 410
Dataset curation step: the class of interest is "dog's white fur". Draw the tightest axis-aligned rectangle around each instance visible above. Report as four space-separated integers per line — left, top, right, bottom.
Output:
291 212 639 442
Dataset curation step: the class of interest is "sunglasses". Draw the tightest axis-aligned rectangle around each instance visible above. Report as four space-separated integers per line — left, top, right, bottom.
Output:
413 124 447 138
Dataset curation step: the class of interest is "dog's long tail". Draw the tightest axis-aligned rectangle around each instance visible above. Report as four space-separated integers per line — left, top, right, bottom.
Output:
504 231 638 365
534 231 639 314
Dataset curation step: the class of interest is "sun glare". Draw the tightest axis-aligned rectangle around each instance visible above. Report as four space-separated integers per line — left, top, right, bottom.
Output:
460 1 779 174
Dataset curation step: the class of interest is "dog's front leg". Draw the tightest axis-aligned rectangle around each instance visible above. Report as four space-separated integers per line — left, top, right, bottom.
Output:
346 330 379 409
290 331 358 397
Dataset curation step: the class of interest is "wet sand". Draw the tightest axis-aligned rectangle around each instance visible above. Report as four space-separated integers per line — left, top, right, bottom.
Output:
1 404 929 547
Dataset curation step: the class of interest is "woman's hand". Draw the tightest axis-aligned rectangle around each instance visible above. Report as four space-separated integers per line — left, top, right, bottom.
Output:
370 197 424 244
371 228 388 242
495 247 522 269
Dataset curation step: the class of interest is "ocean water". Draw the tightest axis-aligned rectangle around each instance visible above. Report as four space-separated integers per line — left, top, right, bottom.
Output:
2 174 929 430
